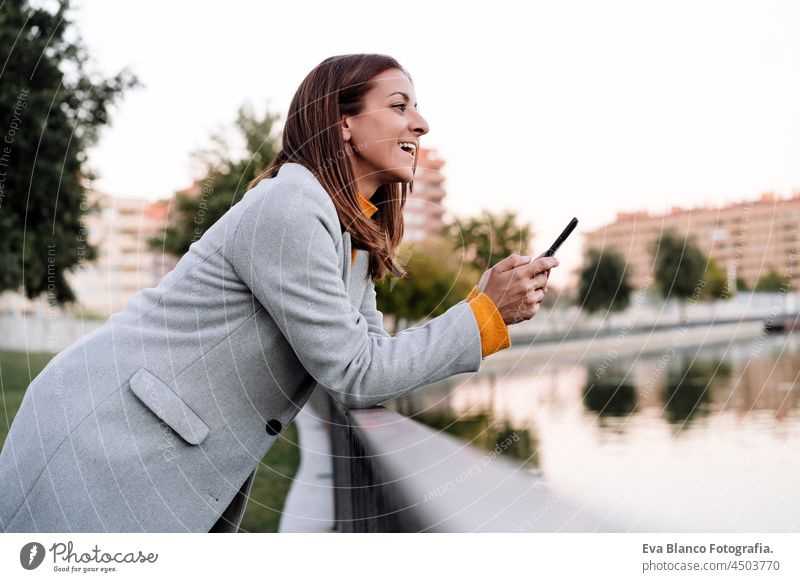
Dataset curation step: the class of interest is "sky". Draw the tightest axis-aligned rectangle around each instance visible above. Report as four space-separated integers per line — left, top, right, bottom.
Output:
70 0 800 288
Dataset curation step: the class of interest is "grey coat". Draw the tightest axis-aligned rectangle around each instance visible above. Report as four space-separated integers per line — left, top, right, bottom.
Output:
0 162 485 533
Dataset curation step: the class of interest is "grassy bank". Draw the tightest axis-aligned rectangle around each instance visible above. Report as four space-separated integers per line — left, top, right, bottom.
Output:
0 350 300 532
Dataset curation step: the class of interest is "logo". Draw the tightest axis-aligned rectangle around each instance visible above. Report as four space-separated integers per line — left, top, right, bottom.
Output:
20 542 46 570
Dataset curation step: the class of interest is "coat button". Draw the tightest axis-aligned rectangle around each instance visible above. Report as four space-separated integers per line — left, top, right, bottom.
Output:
265 419 282 436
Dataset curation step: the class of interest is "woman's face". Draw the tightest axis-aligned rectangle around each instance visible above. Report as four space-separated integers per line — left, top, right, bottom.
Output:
340 68 429 195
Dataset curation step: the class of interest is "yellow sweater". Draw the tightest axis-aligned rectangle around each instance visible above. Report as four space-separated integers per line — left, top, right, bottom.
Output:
354 194 510 358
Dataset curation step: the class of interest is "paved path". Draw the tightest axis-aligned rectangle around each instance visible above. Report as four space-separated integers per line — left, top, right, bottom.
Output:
278 387 336 533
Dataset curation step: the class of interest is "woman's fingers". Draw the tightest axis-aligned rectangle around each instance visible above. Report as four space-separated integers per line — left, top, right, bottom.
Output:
524 287 546 305
516 256 559 279
531 272 548 289
493 253 558 324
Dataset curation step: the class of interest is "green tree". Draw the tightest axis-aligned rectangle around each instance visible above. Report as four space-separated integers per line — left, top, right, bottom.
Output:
702 256 730 301
0 0 140 303
376 236 480 331
149 102 281 256
650 231 707 320
576 247 632 315
444 210 533 273
735 275 749 292
754 269 787 292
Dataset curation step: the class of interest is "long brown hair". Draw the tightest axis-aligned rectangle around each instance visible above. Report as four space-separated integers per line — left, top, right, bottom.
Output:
247 54 418 282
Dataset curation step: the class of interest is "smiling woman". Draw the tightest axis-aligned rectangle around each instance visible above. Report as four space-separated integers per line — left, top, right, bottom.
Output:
0 53 557 534
247 55 431 282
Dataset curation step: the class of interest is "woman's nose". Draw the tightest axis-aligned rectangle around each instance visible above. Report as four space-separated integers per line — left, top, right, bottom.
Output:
411 111 429 137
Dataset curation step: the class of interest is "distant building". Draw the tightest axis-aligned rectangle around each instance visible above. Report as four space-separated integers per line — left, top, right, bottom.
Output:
143 198 177 281
0 191 175 318
403 148 447 241
582 191 800 292
61 190 176 316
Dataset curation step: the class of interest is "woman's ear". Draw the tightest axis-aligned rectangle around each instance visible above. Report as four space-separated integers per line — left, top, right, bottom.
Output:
340 114 352 143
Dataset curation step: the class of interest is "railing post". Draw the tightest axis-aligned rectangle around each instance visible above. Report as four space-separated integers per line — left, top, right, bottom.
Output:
328 397 404 532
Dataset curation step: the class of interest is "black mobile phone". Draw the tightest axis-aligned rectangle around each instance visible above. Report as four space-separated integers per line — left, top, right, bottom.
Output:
543 217 578 257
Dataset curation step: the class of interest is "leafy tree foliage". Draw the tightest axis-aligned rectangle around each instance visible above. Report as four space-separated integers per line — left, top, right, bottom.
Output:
149 103 281 256
376 236 480 331
651 231 707 302
576 247 632 314
444 210 533 273
754 269 787 292
0 0 140 303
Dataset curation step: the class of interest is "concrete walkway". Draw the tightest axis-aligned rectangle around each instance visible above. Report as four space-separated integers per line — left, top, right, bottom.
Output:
278 387 336 533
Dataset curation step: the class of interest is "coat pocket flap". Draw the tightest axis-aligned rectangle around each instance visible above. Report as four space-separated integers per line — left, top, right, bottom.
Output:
129 368 210 445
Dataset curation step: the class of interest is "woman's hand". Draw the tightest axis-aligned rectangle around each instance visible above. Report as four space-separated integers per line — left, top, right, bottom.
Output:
477 253 560 325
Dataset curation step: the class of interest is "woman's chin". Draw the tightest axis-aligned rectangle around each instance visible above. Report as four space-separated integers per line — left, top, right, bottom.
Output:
385 166 414 184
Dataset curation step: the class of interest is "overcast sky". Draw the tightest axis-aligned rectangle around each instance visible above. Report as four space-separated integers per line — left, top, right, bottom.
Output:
71 0 800 287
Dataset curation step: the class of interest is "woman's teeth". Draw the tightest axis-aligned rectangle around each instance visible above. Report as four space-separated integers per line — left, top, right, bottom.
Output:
399 142 416 157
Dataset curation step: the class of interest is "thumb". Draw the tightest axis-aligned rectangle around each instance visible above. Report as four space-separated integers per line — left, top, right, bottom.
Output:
493 254 532 274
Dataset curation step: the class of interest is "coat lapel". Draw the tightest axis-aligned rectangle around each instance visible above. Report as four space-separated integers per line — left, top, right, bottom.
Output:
341 231 351 292
341 231 370 307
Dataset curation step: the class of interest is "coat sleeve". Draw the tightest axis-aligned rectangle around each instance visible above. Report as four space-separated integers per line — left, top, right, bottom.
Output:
230 188 483 409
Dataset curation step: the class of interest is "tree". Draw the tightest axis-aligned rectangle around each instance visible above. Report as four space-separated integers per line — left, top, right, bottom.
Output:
702 256 730 301
650 231 707 320
444 210 533 273
754 269 787 292
149 102 281 256
576 247 632 315
376 236 480 332
735 276 749 292
0 0 140 303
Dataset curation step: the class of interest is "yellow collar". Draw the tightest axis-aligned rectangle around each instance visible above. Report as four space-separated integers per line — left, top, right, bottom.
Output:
357 193 378 218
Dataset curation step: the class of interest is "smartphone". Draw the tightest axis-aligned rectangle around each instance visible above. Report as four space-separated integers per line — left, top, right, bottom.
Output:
543 217 578 257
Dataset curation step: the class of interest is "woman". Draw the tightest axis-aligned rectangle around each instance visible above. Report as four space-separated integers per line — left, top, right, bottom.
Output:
0 54 558 533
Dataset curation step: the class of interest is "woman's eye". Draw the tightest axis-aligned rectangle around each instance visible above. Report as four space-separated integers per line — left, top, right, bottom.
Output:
392 103 406 111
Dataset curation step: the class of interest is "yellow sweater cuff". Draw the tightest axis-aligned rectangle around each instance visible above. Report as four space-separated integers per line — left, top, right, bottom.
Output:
466 285 511 358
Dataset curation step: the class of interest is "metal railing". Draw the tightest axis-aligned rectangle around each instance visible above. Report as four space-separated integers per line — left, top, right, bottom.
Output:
327 395 629 533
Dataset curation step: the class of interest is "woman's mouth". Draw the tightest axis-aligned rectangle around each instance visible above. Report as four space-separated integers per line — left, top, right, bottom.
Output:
398 141 416 159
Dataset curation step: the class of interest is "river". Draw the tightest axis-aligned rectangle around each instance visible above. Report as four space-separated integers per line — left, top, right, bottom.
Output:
387 329 800 532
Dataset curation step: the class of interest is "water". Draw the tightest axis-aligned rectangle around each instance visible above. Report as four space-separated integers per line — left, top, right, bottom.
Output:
387 330 800 532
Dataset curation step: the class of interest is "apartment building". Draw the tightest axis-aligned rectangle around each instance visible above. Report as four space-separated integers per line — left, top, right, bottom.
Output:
64 191 175 316
582 191 800 292
403 147 448 241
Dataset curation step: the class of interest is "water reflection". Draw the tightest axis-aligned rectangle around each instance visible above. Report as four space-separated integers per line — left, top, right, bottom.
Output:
389 331 800 531
662 357 731 426
583 375 637 417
